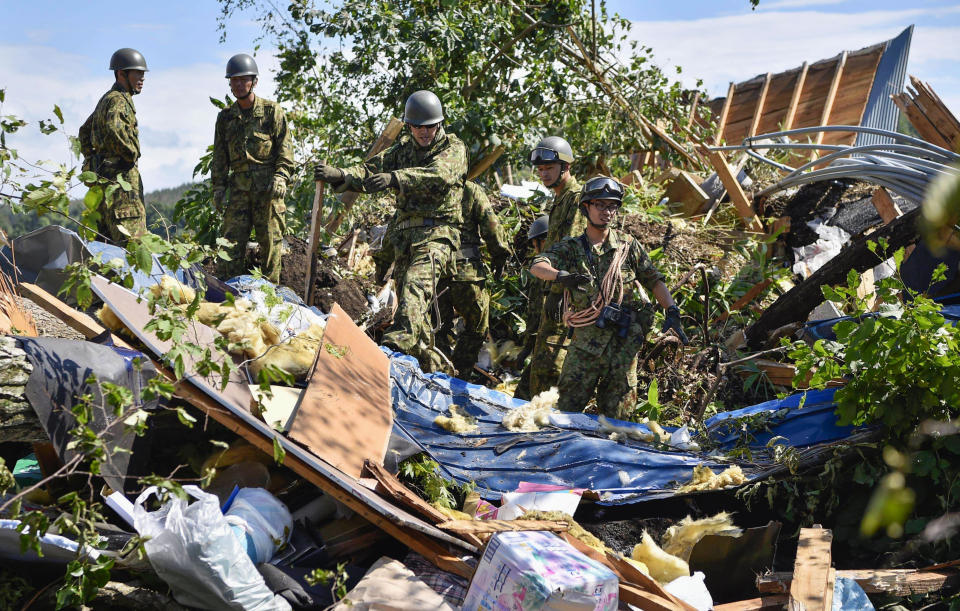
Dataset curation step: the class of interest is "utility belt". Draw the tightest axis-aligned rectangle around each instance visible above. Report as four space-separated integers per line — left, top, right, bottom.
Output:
230 161 271 174
395 216 451 231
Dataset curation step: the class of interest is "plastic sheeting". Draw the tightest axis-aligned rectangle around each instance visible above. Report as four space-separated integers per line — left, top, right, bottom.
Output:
387 351 859 505
804 303 960 342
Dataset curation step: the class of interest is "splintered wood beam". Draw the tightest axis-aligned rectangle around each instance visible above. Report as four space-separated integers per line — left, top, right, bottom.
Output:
305 173 327 303
687 90 702 127
714 594 790 611
324 117 404 233
782 62 809 131
715 82 735 145
467 144 505 180
759 566 960 596
749 72 773 138
789 527 834 611
703 147 763 232
872 187 903 224
811 51 848 161
438 519 570 534
17 282 134 350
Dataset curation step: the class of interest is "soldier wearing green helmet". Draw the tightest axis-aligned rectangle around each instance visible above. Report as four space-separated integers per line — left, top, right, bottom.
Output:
212 53 293 283
314 90 467 373
530 176 687 416
78 48 149 245
523 135 587 398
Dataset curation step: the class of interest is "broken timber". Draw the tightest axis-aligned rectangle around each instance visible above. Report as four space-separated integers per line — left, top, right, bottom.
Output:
19 278 479 579
703 147 764 232
746 206 920 350
438 519 570 534
892 76 960 152
789 527 834 611
758 563 960 597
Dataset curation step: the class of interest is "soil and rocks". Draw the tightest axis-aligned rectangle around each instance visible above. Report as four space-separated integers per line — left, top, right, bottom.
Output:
279 235 373 320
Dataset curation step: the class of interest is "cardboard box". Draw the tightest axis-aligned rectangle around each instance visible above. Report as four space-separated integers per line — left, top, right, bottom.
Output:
463 531 619 611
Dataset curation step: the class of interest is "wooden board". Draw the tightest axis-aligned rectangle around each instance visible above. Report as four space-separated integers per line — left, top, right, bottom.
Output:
305 174 327 304
289 303 392 479
665 171 709 216
714 594 789 611
18 282 133 349
438 519 570 534
759 565 960 596
789 527 834 611
704 149 763 232
90 276 254 414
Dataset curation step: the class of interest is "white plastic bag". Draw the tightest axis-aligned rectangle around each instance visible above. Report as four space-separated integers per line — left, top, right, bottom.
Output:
224 487 293 564
132 485 290 611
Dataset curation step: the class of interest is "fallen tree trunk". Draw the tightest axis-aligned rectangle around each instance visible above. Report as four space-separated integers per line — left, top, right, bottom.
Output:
746 207 920 350
0 336 44 443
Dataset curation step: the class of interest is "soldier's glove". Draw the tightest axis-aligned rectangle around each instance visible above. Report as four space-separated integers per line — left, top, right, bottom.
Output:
491 255 507 281
662 305 690 345
212 188 225 213
314 163 344 184
271 176 287 199
363 172 397 193
555 270 591 291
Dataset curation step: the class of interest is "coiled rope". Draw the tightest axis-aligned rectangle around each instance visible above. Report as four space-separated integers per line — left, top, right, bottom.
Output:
562 242 631 328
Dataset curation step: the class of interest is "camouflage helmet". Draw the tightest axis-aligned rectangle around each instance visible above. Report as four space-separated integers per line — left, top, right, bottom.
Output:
404 90 444 126
225 54 259 78
109 48 148 72
530 136 574 165
527 215 549 241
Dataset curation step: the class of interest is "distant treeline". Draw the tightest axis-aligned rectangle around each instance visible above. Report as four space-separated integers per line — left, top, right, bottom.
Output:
0 182 194 238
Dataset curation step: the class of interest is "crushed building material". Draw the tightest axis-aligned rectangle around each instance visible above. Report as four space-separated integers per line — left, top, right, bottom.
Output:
631 532 690 584
434 405 478 434
501 386 557 431
598 415 669 444
521 510 609 555
892 75 960 151
661 513 740 562
676 465 747 494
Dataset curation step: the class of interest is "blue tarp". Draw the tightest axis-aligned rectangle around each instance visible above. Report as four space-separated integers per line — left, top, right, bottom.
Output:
387 350 860 505
804 303 960 342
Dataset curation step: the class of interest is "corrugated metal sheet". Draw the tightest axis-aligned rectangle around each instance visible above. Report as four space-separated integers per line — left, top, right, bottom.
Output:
856 25 914 147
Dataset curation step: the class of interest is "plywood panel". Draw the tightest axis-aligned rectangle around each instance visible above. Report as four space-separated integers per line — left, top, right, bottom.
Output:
288 303 392 479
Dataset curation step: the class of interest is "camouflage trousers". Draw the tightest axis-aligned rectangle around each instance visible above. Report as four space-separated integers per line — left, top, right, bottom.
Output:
527 311 570 398
437 278 489 377
97 166 146 246
384 236 456 373
556 320 652 419
218 189 286 283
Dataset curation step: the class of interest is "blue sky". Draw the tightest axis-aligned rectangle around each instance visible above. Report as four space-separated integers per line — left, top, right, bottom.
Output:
2 0 958 191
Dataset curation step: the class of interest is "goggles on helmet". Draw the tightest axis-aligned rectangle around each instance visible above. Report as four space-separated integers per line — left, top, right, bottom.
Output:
530 147 563 165
580 176 625 204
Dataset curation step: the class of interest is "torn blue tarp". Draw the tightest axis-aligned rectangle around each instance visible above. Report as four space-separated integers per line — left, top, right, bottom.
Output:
803 302 960 343
387 351 860 505
0 224 204 299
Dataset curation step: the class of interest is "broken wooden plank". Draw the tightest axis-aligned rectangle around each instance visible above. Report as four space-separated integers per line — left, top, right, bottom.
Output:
749 72 773 139
714 594 790 611
872 187 903 224
704 148 764 232
759 565 960 596
715 82 735 145
17 282 134 350
746 207 920 350
363 459 484 548
782 62 809 132
467 144 506 180
789 527 834 611
289 304 392 480
810 51 848 161
305 171 327 304
621 169 644 187
714 279 773 323
606 550 698 611
665 171 710 216
324 117 404 233
438 519 570 534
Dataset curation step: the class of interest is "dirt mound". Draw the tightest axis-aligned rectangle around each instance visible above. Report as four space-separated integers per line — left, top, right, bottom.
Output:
280 236 372 320
620 214 725 268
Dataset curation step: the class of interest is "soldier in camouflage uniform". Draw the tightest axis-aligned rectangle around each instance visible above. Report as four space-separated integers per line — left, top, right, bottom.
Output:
530 176 688 418
314 90 467 372
526 136 586 397
212 54 293 283
513 214 549 400
78 48 149 245
436 181 512 376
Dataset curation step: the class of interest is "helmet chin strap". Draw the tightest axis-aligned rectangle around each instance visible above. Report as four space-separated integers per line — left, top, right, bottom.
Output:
544 164 568 189
236 78 257 100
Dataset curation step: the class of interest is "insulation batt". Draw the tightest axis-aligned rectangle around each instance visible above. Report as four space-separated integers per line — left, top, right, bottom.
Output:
502 387 558 432
631 532 690 584
434 405 478 433
247 323 326 381
149 275 196 305
676 465 747 494
660 512 740 562
520 510 608 556
598 416 670 444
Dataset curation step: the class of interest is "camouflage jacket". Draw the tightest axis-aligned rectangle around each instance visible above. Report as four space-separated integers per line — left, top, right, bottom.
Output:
340 127 467 227
533 228 664 355
543 176 585 297
78 83 139 174
211 96 293 193
452 181 513 281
